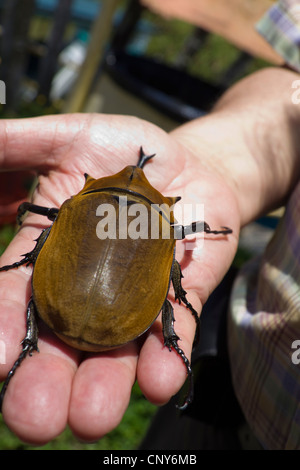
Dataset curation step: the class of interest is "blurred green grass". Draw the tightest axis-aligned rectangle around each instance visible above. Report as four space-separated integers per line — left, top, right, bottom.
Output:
0 225 16 256
143 14 270 85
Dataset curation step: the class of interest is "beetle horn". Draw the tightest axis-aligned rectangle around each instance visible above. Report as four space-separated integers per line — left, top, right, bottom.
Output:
137 146 155 169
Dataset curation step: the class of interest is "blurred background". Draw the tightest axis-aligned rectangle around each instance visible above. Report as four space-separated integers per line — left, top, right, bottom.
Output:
0 0 280 450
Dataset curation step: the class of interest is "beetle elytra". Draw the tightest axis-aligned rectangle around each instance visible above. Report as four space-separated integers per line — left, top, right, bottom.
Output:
0 147 232 411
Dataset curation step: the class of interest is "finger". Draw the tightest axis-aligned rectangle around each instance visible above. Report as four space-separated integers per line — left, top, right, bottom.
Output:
68 343 138 442
0 114 180 188
1 344 78 446
0 115 85 170
0 224 80 445
137 292 200 406
0 260 80 445
0 226 38 381
0 219 50 383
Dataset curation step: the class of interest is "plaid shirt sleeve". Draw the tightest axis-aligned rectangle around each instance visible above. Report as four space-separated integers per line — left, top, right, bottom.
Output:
227 1 300 450
228 180 300 449
255 0 300 71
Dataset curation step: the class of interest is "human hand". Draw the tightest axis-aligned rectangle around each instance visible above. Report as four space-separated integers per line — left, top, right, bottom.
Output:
0 113 239 445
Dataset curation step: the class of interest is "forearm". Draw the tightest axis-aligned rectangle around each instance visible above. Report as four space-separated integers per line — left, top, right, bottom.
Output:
141 0 281 63
171 67 300 226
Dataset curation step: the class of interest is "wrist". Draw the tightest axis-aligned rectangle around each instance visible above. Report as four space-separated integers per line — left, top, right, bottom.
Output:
170 113 256 227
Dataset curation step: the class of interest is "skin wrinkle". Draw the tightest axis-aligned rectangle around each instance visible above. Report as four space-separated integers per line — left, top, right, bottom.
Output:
243 104 296 218
46 120 61 171
0 298 28 315
172 119 243 188
64 115 92 166
35 170 76 208
43 118 84 172
56 119 95 167
65 114 136 176
92 345 138 381
165 144 188 192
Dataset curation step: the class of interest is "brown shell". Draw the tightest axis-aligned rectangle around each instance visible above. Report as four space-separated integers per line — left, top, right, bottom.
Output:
32 166 178 351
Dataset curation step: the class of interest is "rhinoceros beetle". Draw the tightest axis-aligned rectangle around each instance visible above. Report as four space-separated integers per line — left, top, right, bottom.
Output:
0 147 231 411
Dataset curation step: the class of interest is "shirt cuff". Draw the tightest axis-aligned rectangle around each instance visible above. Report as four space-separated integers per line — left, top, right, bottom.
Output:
256 0 300 71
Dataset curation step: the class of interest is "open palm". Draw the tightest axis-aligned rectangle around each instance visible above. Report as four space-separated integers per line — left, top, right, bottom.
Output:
0 113 239 444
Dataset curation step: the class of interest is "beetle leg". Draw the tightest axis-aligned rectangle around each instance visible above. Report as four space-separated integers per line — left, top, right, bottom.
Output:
161 298 194 410
17 202 59 225
173 221 232 239
0 299 39 412
0 226 51 272
171 259 201 345
136 146 155 169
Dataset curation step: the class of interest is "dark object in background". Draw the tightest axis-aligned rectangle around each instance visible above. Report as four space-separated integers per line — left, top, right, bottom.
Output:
0 0 35 112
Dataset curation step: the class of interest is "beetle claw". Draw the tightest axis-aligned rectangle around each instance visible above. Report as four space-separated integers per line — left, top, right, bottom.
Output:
161 299 194 409
164 334 181 351
171 260 201 345
176 387 194 411
172 341 194 411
